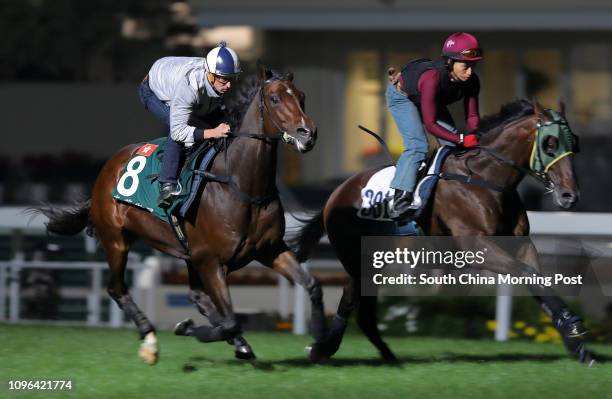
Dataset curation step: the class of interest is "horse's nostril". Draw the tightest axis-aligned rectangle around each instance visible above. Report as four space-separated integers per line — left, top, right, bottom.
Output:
297 127 310 136
561 192 576 202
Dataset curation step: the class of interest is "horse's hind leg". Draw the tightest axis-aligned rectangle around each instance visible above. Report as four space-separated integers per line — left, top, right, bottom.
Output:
308 279 358 362
184 262 255 359
101 232 159 365
356 295 398 363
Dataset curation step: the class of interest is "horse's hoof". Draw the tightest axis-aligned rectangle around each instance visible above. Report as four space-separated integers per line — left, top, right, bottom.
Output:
578 347 597 367
173 318 194 336
139 332 159 365
306 343 330 363
380 348 399 364
235 345 256 360
139 345 159 365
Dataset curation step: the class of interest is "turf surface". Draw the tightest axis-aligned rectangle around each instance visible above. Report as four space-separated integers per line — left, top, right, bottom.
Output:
1 324 611 399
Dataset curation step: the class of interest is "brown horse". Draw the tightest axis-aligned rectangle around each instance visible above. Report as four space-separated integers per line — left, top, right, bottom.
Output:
291 99 595 365
35 66 326 365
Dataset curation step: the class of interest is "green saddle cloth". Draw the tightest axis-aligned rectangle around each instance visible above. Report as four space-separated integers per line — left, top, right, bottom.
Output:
111 137 208 221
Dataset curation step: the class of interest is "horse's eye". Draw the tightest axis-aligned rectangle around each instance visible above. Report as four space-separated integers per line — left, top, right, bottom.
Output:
270 95 280 104
542 135 558 157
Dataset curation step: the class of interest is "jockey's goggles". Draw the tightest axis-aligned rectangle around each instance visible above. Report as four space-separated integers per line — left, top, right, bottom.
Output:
446 48 483 59
213 74 238 84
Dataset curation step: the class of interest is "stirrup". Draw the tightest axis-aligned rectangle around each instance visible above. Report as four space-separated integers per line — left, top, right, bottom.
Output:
157 194 174 209
389 191 415 220
157 182 182 209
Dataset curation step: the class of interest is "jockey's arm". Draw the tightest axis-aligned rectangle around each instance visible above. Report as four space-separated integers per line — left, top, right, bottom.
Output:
169 82 202 146
418 70 461 144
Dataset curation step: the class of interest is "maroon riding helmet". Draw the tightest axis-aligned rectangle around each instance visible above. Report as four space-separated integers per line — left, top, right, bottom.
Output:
442 32 483 61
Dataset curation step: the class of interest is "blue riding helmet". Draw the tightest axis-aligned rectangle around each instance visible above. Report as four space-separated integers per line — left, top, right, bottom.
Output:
205 41 242 77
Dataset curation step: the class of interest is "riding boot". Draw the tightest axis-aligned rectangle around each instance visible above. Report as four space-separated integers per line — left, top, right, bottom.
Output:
158 182 181 209
158 138 184 209
390 189 414 220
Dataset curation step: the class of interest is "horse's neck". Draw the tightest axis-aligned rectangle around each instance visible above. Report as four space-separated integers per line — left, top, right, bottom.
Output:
229 95 278 196
481 117 536 186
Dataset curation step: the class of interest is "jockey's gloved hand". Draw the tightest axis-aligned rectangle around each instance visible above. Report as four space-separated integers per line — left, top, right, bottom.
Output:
460 133 480 148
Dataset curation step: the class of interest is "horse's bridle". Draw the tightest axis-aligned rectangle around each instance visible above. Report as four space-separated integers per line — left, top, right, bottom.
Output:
476 145 556 192
201 78 300 206
474 111 579 193
228 79 296 145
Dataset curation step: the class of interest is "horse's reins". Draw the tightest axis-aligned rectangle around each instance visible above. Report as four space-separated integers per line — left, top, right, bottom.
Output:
455 115 569 193
472 144 555 192
225 79 296 144
358 119 557 194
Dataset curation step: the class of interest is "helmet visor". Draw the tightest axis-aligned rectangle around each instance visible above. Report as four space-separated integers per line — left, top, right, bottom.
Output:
446 48 483 60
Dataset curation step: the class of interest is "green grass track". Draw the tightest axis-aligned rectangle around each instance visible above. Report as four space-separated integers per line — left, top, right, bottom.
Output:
1 324 611 399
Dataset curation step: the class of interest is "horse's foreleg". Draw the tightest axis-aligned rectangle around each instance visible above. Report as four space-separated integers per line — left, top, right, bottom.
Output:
184 262 242 344
260 249 326 343
514 241 594 364
103 237 158 365
184 262 255 359
467 236 592 364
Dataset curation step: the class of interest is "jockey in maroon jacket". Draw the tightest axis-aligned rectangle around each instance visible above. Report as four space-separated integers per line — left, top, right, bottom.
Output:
386 32 483 219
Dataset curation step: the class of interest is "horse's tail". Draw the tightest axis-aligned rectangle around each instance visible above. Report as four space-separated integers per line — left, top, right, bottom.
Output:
286 210 325 262
30 199 93 236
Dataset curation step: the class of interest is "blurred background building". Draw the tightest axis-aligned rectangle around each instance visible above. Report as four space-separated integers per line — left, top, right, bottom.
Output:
1 0 612 210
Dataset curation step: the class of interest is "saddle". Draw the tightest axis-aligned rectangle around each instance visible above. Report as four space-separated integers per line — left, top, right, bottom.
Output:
358 146 454 222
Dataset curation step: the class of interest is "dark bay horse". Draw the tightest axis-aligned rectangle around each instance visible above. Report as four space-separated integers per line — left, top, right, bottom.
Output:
35 66 325 365
291 99 595 364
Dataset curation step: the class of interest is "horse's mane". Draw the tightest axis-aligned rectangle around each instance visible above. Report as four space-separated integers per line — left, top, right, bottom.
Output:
225 70 284 130
475 99 534 136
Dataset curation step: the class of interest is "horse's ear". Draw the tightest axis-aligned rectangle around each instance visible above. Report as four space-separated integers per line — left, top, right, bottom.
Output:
532 97 544 117
257 61 266 81
558 97 566 118
284 72 294 82
257 61 273 82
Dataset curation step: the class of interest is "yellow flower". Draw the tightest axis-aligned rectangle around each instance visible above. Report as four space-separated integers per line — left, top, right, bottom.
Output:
509 331 518 338
544 326 560 339
514 321 526 329
539 312 550 322
524 326 537 336
535 333 549 343
486 320 497 331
